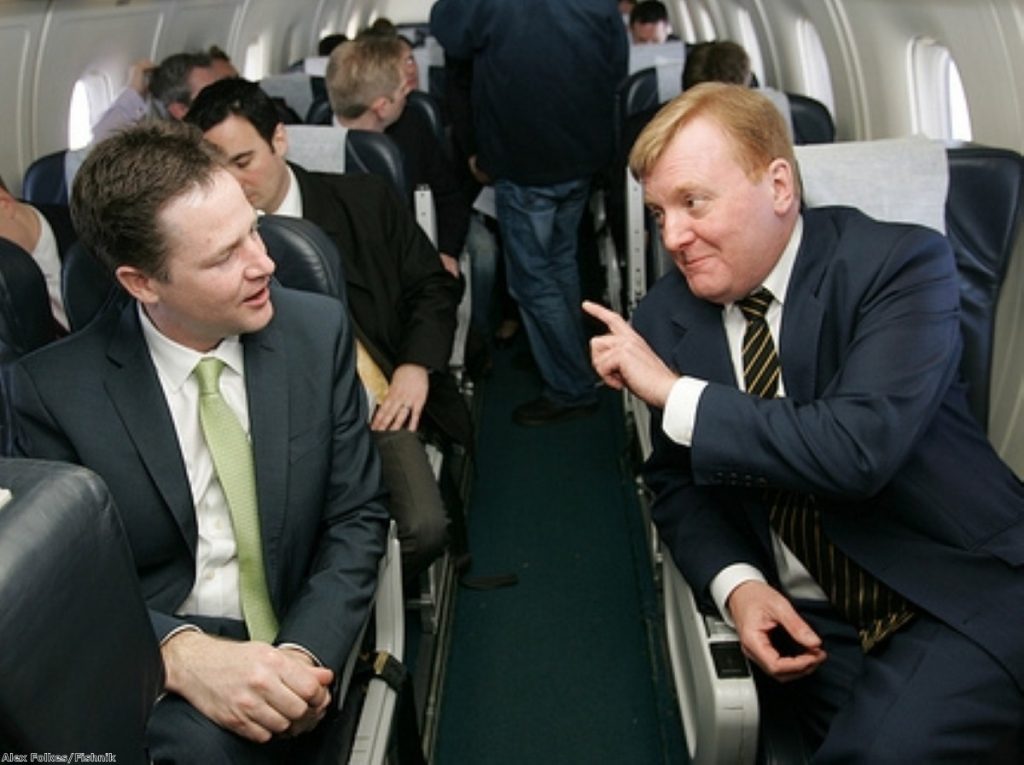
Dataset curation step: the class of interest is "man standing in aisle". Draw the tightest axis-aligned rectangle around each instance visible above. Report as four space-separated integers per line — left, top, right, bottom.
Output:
431 0 628 426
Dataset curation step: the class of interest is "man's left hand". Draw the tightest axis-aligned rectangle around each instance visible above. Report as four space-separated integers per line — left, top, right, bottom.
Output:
371 363 429 432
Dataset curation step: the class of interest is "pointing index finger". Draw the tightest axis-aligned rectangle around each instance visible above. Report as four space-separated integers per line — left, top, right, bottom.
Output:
582 300 630 334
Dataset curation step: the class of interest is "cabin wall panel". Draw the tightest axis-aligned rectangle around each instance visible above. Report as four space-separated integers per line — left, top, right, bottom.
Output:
232 0 321 78
159 0 242 64
33 1 167 162
0 2 45 194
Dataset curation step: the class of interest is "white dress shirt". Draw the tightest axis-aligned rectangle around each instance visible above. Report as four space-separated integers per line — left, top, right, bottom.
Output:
29 207 68 331
659 218 829 623
139 305 246 621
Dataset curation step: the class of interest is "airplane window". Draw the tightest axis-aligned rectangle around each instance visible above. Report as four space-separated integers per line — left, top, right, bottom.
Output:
734 7 765 86
796 18 835 118
910 37 972 141
243 37 268 80
67 71 111 150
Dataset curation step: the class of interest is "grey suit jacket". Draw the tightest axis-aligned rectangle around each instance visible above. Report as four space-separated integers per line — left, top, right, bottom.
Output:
11 285 389 671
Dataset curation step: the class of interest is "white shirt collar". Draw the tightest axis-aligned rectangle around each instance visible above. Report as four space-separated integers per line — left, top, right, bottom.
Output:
137 303 244 391
726 216 803 310
272 165 303 218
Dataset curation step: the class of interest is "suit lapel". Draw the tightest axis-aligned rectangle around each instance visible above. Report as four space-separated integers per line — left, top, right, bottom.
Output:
104 302 198 548
779 212 832 402
667 295 734 386
292 162 371 292
242 317 288 596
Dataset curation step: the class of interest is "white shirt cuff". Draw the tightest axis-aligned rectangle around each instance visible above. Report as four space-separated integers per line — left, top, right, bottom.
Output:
662 376 708 446
709 564 767 627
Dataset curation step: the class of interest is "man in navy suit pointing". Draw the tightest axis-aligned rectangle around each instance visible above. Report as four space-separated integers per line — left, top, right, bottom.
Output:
586 83 1024 761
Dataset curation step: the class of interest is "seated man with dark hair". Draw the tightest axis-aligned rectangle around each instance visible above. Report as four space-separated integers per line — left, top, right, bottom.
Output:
629 0 671 44
91 51 226 143
682 40 752 90
186 78 471 582
10 120 388 761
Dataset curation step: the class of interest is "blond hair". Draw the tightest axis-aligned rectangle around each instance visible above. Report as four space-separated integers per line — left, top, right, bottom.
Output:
630 83 798 194
326 35 404 119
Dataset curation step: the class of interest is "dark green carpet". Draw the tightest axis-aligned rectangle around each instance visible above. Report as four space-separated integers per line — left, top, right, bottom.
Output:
434 341 686 764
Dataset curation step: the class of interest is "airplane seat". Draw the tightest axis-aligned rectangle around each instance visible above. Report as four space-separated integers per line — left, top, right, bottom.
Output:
786 92 835 145
284 124 410 201
60 240 124 332
257 214 346 304
637 137 1024 765
405 90 447 153
0 457 162 759
22 149 69 206
259 72 322 126
943 143 1024 428
0 240 61 455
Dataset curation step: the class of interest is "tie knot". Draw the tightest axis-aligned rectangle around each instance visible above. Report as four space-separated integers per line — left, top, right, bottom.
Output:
194 357 226 396
737 288 774 322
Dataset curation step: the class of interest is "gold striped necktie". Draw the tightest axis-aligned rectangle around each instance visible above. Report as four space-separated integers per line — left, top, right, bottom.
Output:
194 357 279 643
736 289 914 651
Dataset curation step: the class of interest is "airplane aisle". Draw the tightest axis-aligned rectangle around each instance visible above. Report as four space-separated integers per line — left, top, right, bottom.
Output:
434 337 686 764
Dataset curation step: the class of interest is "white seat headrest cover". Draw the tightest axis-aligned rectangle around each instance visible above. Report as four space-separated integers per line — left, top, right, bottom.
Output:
794 136 948 234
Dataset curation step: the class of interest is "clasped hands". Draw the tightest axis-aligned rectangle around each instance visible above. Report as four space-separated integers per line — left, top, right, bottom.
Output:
162 630 334 742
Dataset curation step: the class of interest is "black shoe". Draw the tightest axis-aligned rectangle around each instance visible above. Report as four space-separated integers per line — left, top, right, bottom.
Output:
512 396 599 427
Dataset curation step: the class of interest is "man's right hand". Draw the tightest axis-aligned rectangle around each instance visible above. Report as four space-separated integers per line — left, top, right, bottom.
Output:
727 580 826 682
127 59 156 95
161 630 334 742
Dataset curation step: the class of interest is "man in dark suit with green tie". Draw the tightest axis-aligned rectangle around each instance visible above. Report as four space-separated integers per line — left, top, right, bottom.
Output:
10 120 388 762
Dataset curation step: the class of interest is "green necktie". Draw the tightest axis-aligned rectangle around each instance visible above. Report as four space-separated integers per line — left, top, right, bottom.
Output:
737 289 914 651
194 357 279 642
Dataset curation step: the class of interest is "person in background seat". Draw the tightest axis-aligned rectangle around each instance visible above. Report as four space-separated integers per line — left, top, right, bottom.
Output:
326 33 469 280
586 83 1024 762
682 40 753 90
91 51 226 143
187 78 471 582
629 1 673 45
0 174 74 332
10 120 388 762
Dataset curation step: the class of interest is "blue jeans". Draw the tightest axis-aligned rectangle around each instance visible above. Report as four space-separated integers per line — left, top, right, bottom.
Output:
495 178 598 406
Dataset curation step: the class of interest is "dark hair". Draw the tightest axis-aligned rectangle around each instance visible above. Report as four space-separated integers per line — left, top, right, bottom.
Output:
318 33 347 57
683 40 752 90
630 0 668 25
185 77 281 145
0 174 6 193
149 52 212 109
70 120 224 279
207 44 231 63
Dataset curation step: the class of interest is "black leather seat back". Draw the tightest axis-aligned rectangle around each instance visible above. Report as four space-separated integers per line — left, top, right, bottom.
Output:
0 240 59 455
22 149 69 206
258 215 346 306
345 128 410 199
406 90 446 148
945 144 1024 428
0 458 162 758
0 239 57 360
61 240 124 332
787 92 835 145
